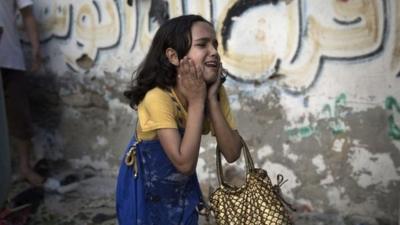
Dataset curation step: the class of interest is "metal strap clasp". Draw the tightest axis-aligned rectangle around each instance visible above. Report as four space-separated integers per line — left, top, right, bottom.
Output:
124 142 139 177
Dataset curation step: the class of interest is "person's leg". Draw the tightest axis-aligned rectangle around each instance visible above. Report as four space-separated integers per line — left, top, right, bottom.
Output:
0 70 11 207
13 137 43 186
2 68 44 186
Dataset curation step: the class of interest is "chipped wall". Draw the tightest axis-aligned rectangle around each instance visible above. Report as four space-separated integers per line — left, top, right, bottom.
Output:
22 0 399 221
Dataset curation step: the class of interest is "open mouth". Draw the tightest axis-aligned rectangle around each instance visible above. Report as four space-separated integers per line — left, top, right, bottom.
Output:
204 61 219 68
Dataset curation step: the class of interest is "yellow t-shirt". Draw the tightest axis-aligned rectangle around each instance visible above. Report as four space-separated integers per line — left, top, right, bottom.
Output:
136 86 237 140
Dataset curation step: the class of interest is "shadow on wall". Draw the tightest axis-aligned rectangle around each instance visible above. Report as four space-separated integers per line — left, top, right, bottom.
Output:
27 73 62 158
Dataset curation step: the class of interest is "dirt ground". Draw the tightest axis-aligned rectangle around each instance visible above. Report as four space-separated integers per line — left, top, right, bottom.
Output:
4 160 392 225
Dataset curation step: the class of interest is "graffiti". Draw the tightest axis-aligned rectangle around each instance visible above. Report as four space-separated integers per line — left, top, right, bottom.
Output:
29 0 122 71
27 0 395 82
125 0 139 52
28 0 218 71
385 97 400 140
33 2 72 41
286 124 315 142
279 0 387 94
135 0 214 51
392 0 400 77
215 0 288 83
210 0 388 93
286 93 348 141
66 0 121 70
321 93 348 135
165 0 213 19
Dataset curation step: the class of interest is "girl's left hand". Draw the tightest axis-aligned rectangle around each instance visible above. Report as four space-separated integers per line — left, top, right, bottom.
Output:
207 63 223 101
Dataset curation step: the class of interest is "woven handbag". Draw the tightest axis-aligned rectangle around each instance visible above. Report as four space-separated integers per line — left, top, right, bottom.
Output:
209 136 295 225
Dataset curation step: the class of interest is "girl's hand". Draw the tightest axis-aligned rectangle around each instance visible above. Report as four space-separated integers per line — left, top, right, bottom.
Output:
177 57 207 105
207 63 223 101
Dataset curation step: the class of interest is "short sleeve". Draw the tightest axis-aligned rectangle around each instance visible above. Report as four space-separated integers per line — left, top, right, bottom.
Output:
138 88 177 132
16 0 33 9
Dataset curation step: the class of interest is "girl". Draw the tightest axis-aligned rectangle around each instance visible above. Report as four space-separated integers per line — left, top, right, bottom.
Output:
116 14 242 225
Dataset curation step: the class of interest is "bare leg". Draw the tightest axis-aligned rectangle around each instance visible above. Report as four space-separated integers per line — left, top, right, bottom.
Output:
14 137 44 186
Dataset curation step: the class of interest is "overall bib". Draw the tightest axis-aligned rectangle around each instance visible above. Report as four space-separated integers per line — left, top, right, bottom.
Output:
116 133 202 225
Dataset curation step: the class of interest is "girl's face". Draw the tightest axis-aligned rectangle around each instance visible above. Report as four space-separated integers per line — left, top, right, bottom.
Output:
185 21 220 84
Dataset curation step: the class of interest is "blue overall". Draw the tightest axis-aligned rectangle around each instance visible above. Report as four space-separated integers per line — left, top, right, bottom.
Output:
116 135 202 225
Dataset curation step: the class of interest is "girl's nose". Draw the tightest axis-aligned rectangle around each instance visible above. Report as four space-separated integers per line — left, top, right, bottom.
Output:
209 45 218 57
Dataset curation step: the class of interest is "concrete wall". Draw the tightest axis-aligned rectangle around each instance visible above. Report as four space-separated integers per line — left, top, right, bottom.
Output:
21 0 399 222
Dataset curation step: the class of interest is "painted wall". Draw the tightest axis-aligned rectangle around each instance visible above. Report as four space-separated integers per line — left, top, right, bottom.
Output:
21 0 399 221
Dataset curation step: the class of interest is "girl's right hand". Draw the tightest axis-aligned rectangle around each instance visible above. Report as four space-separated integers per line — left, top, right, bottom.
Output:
177 57 207 105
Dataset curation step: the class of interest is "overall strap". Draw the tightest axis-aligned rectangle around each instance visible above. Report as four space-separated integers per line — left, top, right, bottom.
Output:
166 88 185 128
134 117 141 142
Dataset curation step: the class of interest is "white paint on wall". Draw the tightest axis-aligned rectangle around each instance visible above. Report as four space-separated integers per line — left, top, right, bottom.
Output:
286 153 299 163
283 143 299 163
227 93 241 111
348 146 399 189
106 98 135 128
332 138 346 153
196 157 208 182
312 154 326 174
95 136 108 147
257 144 274 159
63 107 82 119
107 98 132 114
282 142 289 152
199 146 205 154
69 155 111 171
327 186 351 210
298 62 398 116
352 139 368 149
296 198 314 211
278 93 309 123
226 81 271 102
277 49 400 137
205 141 217 150
320 171 334 186
227 5 288 56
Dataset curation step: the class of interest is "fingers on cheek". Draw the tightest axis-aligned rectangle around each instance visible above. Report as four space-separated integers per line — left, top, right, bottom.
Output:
198 67 205 79
196 67 202 79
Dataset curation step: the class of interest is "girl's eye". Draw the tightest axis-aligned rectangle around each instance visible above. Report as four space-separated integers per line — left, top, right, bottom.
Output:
196 43 206 47
213 40 219 48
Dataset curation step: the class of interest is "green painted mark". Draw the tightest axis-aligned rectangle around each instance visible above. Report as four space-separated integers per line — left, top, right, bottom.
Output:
321 105 332 118
326 93 347 135
286 93 348 141
286 126 314 141
321 93 347 118
299 126 314 137
329 120 346 135
385 97 400 140
388 115 400 140
385 97 400 112
335 93 347 108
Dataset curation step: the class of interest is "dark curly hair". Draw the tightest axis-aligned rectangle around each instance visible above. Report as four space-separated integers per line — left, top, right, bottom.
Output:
124 14 212 109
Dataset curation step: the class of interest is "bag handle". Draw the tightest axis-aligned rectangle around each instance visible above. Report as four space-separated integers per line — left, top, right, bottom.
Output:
215 136 254 188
